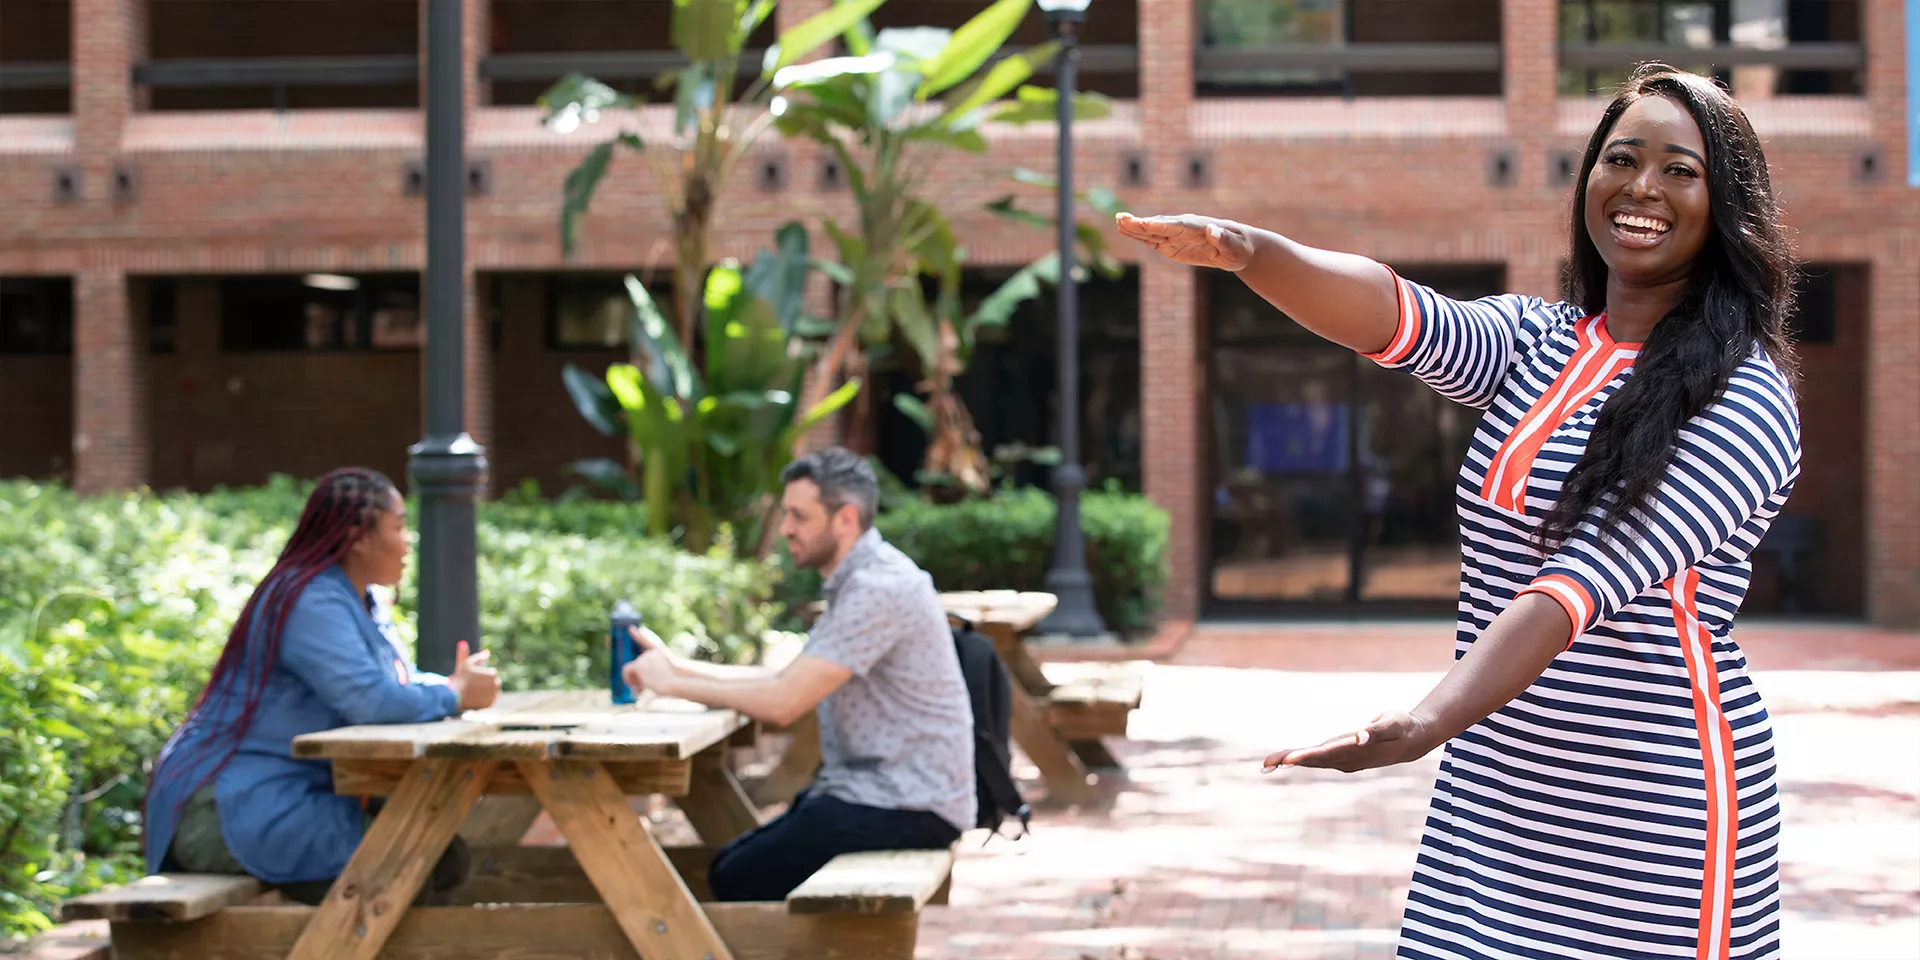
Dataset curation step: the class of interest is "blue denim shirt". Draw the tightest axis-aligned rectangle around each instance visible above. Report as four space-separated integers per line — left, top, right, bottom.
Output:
143 566 459 883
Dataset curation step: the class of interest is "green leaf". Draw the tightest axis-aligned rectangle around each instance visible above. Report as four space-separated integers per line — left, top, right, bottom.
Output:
743 222 812 334
566 458 642 501
889 287 940 369
673 0 752 61
741 0 774 35
811 258 855 286
538 73 635 134
562 364 624 437
905 124 988 152
984 195 1052 230
991 86 1113 125
940 42 1059 124
625 276 700 400
557 132 642 256
673 61 716 137
794 315 839 338
560 141 616 257
968 254 1054 330
892 393 935 432
605 364 646 410
790 377 862 437
1085 185 1126 219
41 718 85 740
870 28 950 128
768 0 888 73
915 0 1032 100
771 52 897 90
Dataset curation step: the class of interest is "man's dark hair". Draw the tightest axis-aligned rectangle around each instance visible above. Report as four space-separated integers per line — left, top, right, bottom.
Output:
780 447 880 529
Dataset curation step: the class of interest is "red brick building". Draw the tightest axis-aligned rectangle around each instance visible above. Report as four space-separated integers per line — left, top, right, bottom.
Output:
2 0 1914 626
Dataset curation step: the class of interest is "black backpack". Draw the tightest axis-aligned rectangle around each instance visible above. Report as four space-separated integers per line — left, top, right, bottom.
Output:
950 614 1031 841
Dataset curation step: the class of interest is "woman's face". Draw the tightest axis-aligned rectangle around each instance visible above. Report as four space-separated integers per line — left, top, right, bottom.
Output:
1582 94 1713 290
346 489 411 588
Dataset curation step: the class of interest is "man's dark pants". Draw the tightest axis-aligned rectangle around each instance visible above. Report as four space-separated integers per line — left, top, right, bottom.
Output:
706 787 962 902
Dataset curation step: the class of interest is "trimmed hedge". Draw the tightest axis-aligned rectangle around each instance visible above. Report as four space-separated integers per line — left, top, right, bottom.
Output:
0 478 779 942
776 484 1171 633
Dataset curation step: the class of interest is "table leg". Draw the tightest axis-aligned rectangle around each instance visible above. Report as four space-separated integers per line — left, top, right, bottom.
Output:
519 759 733 960
988 627 1089 805
1069 739 1123 771
677 744 762 845
747 711 820 807
284 759 494 960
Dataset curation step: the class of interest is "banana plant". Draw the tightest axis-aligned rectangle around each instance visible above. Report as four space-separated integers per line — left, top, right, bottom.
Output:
767 0 1116 494
561 223 860 557
540 0 887 351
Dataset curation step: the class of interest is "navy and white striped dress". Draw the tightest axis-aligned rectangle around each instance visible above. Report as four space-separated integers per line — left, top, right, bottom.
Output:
1363 272 1799 960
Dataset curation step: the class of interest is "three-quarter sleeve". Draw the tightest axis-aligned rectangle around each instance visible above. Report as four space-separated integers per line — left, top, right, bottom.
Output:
1519 364 1802 641
1363 268 1540 410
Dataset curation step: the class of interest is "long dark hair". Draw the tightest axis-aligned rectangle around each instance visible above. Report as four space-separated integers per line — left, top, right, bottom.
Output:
145 468 398 822
1540 66 1799 552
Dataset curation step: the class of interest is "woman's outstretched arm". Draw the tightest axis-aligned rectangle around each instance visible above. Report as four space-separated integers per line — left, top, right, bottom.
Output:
1116 212 1399 355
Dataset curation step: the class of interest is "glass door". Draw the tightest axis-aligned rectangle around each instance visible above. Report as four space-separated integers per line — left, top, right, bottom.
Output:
1205 265 1503 612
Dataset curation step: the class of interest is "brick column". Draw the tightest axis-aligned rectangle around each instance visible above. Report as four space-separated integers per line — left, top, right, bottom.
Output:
1861 0 1920 625
1138 0 1193 185
69 0 147 494
1141 260 1201 622
1137 0 1200 620
1503 0 1559 189
73 270 148 494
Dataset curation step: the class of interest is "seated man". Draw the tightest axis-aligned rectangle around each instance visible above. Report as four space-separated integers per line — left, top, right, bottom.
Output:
622 447 974 901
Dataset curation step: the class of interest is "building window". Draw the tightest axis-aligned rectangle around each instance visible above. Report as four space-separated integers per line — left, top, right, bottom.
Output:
1788 266 1839 344
1196 0 1502 98
1558 0 1863 97
0 0 72 114
148 278 178 354
219 274 420 352
484 0 776 106
142 0 419 111
547 274 673 349
0 277 74 355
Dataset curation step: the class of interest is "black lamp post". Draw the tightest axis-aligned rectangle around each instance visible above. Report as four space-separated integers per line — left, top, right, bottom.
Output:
408 0 487 675
1033 0 1108 641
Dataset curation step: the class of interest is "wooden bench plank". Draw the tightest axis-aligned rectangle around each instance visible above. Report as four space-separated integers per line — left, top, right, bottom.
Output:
333 757 690 797
61 874 264 923
455 844 722 904
291 720 479 760
785 848 955 916
106 903 918 960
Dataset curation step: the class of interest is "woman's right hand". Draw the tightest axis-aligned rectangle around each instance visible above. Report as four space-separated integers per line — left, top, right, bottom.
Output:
1116 212 1261 272
448 640 500 712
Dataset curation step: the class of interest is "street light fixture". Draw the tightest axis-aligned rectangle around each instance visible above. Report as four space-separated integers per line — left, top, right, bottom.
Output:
408 0 487 675
1033 0 1110 642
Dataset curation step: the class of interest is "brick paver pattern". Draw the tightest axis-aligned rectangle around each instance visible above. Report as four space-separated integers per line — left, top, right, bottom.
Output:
915 624 1920 960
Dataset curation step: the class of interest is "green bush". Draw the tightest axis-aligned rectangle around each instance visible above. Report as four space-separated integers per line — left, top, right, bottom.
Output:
0 478 779 942
774 484 1171 633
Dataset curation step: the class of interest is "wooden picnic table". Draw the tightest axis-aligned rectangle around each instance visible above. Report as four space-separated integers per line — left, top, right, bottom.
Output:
284 688 760 960
762 591 1139 808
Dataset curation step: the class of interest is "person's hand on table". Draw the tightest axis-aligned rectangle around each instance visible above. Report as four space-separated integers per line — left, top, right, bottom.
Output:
621 626 682 698
1261 709 1438 775
448 640 500 711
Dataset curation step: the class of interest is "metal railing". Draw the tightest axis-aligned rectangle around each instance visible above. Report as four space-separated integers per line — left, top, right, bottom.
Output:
1557 41 1863 70
0 62 71 91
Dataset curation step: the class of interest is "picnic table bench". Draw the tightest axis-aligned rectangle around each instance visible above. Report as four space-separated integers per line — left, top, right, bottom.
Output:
64 689 953 960
757 591 1146 808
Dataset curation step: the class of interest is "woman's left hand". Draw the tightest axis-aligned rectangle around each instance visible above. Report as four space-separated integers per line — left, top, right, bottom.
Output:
1262 710 1438 774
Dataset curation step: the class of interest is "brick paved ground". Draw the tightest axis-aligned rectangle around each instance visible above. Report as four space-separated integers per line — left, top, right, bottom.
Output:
24 623 1917 960
916 622 1920 960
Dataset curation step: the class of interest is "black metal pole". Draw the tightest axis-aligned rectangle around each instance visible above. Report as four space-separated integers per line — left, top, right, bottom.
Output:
1036 22 1108 640
408 0 486 675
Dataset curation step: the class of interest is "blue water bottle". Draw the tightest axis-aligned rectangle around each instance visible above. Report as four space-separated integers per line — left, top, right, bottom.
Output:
609 600 643 705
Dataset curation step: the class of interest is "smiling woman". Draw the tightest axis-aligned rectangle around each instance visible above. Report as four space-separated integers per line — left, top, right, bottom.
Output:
1119 63 1801 960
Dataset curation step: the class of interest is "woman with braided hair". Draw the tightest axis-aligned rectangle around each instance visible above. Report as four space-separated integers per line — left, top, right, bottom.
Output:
142 467 499 904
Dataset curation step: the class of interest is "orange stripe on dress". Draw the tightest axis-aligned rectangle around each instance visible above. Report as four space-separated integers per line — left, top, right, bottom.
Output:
1522 574 1595 646
1362 273 1421 364
1667 570 1737 960
1481 316 1637 513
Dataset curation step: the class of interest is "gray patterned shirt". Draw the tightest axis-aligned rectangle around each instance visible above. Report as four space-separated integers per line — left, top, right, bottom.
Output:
804 528 976 833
